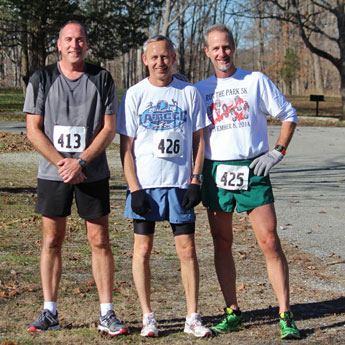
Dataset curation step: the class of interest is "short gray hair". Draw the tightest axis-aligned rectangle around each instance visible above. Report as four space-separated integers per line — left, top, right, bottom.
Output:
59 20 88 41
143 35 175 55
204 24 235 50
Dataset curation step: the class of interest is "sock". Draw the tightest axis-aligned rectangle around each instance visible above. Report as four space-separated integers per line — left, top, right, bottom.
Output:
187 312 199 321
143 312 155 321
44 302 57 316
233 308 242 316
100 303 113 317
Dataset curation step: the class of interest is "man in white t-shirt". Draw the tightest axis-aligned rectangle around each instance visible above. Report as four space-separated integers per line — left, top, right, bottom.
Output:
117 35 211 338
194 24 300 340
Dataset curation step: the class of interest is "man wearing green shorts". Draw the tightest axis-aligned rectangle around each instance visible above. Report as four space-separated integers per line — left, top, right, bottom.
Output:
194 24 300 340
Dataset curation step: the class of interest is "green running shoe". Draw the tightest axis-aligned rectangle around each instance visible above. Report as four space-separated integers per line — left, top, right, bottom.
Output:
211 307 244 334
279 311 300 339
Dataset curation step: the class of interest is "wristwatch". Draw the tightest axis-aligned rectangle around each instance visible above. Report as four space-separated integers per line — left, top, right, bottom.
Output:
191 174 203 184
77 158 87 168
274 145 287 155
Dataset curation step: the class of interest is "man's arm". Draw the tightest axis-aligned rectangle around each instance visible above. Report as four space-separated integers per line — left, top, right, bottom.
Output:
181 128 205 209
26 114 64 166
120 134 151 216
26 114 86 184
58 114 116 183
274 121 297 150
191 128 205 185
249 120 297 176
120 134 141 192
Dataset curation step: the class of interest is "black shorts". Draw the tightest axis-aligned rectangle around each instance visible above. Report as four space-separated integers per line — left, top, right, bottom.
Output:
133 219 195 236
35 178 110 219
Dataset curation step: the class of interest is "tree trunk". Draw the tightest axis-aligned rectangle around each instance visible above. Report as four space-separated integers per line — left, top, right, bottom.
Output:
340 65 345 121
21 21 29 95
313 53 323 94
178 5 185 76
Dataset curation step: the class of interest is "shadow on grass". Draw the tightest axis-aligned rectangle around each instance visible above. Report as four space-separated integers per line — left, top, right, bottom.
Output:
123 297 345 338
0 187 36 193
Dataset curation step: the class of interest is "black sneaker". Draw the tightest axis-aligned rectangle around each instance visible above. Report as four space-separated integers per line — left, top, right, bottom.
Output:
98 310 128 336
28 309 61 332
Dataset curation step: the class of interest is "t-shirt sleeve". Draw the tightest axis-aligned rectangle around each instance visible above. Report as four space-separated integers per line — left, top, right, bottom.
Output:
23 70 45 115
103 72 118 115
259 74 297 123
192 87 211 132
116 89 138 138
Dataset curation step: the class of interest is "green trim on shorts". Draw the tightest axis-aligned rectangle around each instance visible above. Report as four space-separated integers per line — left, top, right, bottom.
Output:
202 158 274 213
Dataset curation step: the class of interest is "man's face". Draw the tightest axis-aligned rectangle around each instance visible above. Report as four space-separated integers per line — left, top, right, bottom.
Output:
205 30 235 77
142 40 176 86
57 23 89 66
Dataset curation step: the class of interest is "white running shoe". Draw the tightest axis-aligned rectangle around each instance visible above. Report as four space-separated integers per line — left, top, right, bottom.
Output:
184 313 211 338
140 312 158 337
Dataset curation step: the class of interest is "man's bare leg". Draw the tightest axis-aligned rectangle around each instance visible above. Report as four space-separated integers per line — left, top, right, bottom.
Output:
248 203 290 313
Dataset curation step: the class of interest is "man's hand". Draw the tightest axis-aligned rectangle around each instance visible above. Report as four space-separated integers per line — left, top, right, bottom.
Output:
131 189 151 216
57 158 86 183
181 184 201 209
249 149 284 176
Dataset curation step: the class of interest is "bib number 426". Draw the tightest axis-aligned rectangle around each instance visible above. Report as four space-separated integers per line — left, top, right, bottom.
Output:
153 132 184 158
157 138 180 155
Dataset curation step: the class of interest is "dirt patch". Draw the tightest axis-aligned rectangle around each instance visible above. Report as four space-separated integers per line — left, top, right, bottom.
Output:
0 151 344 345
0 132 34 153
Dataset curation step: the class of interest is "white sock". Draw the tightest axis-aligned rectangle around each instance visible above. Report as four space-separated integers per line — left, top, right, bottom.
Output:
100 303 113 317
143 312 155 321
187 313 199 322
44 302 57 316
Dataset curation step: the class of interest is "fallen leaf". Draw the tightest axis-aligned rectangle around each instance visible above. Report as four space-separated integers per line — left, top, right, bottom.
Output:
73 287 81 295
327 260 345 266
237 283 246 291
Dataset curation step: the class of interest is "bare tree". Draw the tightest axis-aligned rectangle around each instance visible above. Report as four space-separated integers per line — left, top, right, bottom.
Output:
240 0 345 120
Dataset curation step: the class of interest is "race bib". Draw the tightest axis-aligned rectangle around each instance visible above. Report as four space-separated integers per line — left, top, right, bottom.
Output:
53 125 86 153
216 164 249 191
153 132 184 158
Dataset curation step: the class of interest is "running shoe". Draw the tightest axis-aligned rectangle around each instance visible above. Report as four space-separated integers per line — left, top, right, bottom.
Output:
280 311 300 339
28 309 61 332
98 310 128 336
184 313 211 338
140 312 158 337
211 307 244 334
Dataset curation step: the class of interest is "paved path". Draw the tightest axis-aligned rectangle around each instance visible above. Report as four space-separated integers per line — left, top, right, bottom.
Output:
0 121 26 133
1 123 344 271
268 126 344 271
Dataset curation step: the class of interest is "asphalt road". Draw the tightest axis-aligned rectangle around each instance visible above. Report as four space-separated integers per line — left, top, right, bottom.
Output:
1 122 344 271
268 126 344 271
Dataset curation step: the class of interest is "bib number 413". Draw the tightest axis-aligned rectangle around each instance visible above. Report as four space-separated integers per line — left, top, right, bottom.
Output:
216 164 249 191
53 125 86 153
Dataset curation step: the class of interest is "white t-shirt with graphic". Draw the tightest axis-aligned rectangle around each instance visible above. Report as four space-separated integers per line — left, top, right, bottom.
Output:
194 69 297 161
117 77 210 189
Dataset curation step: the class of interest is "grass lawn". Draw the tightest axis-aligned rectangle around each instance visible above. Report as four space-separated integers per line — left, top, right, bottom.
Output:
0 87 343 122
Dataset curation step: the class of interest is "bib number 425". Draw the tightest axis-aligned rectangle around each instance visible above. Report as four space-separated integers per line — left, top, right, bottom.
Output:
216 165 249 191
220 171 244 187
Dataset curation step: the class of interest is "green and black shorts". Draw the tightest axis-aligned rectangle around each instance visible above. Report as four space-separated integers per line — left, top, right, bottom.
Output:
202 158 274 213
